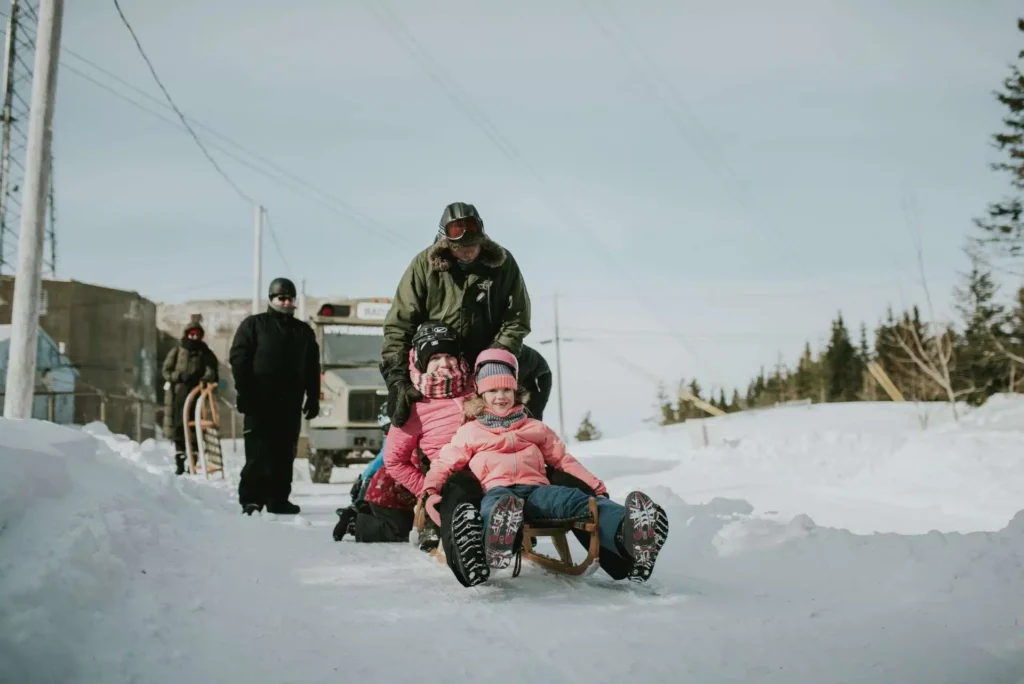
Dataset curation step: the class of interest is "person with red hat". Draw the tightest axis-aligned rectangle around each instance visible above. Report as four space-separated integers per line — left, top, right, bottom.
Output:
161 320 219 475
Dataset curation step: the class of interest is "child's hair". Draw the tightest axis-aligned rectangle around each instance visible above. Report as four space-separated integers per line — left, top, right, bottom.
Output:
464 389 532 418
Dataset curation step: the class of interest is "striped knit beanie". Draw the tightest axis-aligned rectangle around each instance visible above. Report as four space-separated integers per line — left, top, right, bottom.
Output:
474 348 518 393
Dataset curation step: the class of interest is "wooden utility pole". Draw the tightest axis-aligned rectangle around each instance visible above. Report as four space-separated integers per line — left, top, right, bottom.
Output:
554 291 565 441
3 0 63 419
252 204 263 315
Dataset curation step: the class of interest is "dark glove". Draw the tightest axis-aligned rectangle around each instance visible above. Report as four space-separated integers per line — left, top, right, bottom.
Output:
387 378 422 428
349 476 362 504
301 393 317 419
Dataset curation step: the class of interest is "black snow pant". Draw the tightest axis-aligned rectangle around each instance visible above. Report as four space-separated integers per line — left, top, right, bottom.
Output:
439 468 633 584
354 503 414 543
238 412 301 509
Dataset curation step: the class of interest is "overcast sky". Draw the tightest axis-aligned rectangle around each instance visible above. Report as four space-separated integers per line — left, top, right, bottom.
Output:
27 0 1024 436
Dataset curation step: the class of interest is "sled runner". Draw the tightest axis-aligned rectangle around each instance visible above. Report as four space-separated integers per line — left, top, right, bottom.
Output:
182 382 225 480
413 497 601 576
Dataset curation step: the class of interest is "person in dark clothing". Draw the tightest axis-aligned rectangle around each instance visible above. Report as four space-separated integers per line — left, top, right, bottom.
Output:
162 320 219 475
518 344 552 421
229 277 320 515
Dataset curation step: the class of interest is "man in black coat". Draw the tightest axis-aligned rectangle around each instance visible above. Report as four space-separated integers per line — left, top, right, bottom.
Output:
229 277 321 515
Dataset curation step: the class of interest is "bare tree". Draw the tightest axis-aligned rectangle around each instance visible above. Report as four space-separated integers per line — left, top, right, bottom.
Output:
891 319 972 419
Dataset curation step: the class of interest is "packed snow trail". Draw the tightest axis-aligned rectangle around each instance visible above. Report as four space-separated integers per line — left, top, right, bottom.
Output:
1 402 1024 684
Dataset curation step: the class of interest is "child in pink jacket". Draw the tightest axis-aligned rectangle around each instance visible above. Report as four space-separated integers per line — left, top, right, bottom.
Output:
422 349 670 583
334 322 472 546
381 324 474 551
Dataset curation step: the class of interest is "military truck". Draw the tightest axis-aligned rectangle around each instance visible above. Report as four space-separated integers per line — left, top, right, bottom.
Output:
303 298 391 483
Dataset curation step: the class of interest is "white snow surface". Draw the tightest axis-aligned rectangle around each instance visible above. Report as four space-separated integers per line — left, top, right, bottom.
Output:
1 398 1023 683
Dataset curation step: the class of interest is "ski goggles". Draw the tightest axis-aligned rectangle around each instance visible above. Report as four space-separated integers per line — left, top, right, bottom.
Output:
443 217 483 240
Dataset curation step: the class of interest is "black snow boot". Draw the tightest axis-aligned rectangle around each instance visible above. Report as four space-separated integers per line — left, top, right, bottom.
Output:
617 491 669 583
266 500 301 515
484 494 525 570
174 453 186 476
450 503 489 586
242 503 263 516
333 506 358 541
418 520 440 552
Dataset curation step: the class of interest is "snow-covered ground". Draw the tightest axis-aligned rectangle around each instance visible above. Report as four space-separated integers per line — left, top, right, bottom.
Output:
1 398 1023 683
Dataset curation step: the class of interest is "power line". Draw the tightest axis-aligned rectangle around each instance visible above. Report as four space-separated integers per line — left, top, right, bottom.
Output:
262 209 293 278
59 50 416 249
581 0 813 281
363 0 721 383
111 0 256 205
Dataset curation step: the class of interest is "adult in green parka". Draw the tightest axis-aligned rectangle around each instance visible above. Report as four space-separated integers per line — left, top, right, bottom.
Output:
381 202 531 427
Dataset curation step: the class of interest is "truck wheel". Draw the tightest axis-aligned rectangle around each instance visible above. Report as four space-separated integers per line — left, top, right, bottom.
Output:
309 450 334 484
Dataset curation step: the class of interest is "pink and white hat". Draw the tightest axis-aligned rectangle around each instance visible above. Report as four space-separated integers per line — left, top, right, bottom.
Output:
474 349 518 393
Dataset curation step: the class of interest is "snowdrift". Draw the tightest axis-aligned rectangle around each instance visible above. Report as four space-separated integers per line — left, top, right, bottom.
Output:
573 396 1024 534
1 398 1023 683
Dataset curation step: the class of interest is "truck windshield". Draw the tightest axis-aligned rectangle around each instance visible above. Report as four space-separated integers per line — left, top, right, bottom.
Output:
321 325 384 367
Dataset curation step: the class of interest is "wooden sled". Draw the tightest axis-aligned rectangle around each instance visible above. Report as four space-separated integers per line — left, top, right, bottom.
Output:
182 382 226 479
519 498 601 576
413 497 602 576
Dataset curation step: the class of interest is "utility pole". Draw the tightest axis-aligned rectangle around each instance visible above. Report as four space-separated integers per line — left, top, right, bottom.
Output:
3 0 63 419
554 291 566 441
252 203 262 315
0 0 19 273
299 278 307 321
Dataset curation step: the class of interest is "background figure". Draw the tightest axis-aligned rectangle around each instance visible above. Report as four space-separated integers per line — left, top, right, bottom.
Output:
161 320 218 475
518 344 552 420
230 277 320 515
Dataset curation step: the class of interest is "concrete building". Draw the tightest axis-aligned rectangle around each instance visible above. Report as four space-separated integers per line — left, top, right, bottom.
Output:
0 323 78 423
0 276 159 438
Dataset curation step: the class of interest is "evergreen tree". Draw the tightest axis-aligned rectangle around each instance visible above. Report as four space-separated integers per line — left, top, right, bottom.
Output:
975 19 1024 260
729 389 743 412
1008 287 1024 391
656 384 679 425
823 312 864 401
793 341 817 400
954 252 1008 401
575 411 603 442
716 388 728 412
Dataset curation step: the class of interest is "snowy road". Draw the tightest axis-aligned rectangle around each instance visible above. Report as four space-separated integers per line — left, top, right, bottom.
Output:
2 401 1024 684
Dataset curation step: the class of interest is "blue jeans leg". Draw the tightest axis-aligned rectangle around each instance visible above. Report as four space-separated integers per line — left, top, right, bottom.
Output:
480 485 536 530
523 485 626 553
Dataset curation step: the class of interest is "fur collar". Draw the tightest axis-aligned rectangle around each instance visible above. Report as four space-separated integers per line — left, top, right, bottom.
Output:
462 391 532 421
427 237 508 273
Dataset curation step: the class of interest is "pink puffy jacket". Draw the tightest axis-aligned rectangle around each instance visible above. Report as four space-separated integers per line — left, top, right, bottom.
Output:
423 408 607 496
383 396 467 497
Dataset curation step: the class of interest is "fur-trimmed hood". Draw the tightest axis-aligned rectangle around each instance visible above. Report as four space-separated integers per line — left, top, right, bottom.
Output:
427 236 508 273
462 391 532 421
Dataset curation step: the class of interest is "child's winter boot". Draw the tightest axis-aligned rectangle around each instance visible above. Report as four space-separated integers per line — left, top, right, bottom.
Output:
174 453 186 476
333 506 358 541
618 491 670 583
450 503 489 586
485 493 525 570
418 519 440 552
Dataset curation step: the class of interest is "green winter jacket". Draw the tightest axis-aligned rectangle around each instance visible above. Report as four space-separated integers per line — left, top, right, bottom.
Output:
382 237 531 375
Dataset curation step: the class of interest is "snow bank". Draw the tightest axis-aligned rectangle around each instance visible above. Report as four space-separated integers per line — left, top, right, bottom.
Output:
574 396 1024 534
2 399 1023 684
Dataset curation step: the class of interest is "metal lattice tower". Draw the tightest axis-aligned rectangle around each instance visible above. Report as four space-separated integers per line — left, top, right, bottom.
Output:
0 0 55 278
